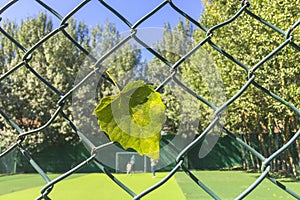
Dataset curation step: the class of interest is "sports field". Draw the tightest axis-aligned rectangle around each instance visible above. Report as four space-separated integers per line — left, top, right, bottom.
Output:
0 171 299 199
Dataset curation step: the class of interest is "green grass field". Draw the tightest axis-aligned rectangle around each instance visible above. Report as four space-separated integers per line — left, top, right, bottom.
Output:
0 171 299 199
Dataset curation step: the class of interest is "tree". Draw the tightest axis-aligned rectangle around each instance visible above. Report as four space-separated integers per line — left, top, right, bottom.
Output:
145 19 222 151
0 14 55 152
72 21 142 149
195 0 299 176
0 13 141 156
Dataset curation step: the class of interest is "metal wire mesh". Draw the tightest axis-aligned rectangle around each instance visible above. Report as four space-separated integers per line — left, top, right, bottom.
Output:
0 0 299 199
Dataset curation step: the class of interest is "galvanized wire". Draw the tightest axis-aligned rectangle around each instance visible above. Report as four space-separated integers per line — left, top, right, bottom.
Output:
0 0 299 199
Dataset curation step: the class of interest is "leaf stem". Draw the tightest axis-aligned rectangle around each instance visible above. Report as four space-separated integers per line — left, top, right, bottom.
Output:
105 70 121 93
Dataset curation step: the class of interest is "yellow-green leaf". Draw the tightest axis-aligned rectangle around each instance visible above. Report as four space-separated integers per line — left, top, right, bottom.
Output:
94 80 166 159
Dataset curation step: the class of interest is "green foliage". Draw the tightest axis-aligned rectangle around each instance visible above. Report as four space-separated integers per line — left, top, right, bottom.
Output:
195 0 300 175
0 13 141 153
197 0 299 134
146 20 216 139
94 80 165 159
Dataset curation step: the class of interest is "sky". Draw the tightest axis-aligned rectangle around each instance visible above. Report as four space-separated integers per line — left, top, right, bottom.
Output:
0 0 204 31
0 0 205 63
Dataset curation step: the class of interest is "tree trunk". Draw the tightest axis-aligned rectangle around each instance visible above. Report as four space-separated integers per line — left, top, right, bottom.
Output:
240 135 249 170
246 134 256 170
296 139 300 172
242 134 250 170
258 133 269 170
282 118 298 177
287 149 297 177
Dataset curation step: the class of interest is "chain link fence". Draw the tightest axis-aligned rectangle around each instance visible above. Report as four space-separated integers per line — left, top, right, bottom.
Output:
0 0 299 199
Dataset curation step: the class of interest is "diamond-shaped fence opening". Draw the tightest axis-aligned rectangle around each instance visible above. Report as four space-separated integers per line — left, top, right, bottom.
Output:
0 0 299 199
